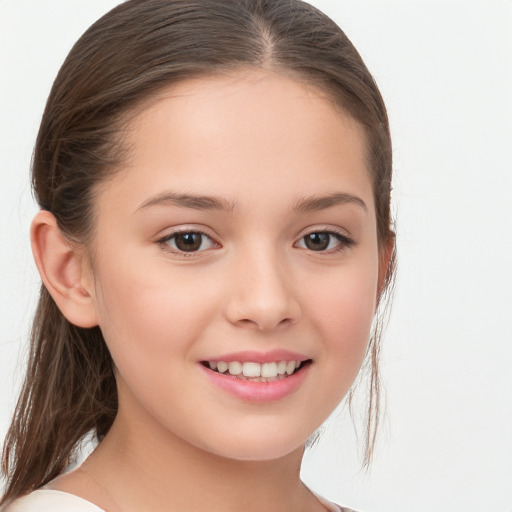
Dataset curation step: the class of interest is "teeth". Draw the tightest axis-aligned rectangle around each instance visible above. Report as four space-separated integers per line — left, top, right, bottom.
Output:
285 361 296 375
207 359 306 379
277 361 287 375
243 362 261 377
217 361 228 373
228 361 242 375
261 362 278 378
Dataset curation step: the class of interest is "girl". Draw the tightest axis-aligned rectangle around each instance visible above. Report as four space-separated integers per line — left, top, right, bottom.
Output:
1 0 395 510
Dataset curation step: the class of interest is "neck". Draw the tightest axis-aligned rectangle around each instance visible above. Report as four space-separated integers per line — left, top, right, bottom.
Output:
79 404 322 512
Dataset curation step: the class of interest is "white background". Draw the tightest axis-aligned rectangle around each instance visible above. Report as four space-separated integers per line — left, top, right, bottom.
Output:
1 1 511 511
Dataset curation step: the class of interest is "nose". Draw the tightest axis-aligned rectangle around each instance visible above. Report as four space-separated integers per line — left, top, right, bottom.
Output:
224 246 301 332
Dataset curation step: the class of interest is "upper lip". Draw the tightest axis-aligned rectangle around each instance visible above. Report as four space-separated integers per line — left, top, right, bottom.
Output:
202 349 310 364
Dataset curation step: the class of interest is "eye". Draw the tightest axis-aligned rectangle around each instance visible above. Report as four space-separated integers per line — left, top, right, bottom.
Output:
158 230 218 253
296 231 354 252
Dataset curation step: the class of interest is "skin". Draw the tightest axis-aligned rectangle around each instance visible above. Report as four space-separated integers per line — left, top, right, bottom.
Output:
32 68 388 512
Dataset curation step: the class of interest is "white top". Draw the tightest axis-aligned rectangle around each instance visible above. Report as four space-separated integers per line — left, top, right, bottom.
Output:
4 488 353 512
3 489 106 512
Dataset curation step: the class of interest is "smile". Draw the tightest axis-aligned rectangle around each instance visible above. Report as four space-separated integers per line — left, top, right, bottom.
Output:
199 350 312 402
204 360 306 381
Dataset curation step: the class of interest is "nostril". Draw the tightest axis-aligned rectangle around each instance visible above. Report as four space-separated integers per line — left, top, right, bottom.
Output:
236 318 260 329
236 317 294 331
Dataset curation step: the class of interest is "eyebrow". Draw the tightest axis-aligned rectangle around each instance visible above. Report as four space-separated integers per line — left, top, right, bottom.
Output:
135 190 367 214
135 191 236 213
293 192 368 213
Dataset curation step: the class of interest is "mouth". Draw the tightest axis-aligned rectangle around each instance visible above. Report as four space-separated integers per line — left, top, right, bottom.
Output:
200 359 312 382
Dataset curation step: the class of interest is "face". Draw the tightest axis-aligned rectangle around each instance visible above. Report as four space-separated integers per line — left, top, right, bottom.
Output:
85 69 381 461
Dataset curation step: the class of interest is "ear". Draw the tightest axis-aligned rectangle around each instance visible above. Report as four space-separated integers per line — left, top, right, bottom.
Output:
377 232 395 304
30 210 99 328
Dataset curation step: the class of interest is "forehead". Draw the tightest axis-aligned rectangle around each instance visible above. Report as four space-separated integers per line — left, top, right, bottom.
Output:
100 68 374 214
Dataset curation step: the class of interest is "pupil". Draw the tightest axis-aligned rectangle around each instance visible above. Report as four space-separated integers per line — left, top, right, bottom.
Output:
176 233 202 252
305 233 329 251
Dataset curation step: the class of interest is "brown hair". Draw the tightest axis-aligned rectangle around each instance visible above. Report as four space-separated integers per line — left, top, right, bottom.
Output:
1 0 395 505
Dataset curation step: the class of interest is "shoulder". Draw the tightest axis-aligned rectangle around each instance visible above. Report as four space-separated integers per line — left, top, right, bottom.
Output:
326 503 360 512
328 503 360 512
312 492 360 512
3 489 105 512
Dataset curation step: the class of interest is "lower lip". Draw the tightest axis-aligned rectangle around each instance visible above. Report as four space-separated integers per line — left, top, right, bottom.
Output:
199 363 310 402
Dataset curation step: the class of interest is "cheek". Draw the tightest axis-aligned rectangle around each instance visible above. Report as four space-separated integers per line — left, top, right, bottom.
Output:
92 257 216 373
307 259 379 369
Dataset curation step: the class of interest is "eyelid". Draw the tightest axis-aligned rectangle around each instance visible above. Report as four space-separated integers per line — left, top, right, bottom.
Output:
294 226 355 252
155 226 221 256
300 224 353 239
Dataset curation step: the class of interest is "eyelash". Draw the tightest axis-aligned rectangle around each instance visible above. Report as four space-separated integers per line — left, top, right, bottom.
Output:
157 228 219 257
295 229 355 253
156 228 354 256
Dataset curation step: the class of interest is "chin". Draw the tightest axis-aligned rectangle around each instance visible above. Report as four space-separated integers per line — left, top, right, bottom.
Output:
196 427 310 463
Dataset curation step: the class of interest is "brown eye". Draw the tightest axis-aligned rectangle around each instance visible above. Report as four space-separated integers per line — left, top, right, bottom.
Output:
296 231 354 252
174 233 203 252
304 233 330 251
162 231 217 253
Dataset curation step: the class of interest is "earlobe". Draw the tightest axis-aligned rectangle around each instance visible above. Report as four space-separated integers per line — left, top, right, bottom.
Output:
30 210 99 328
